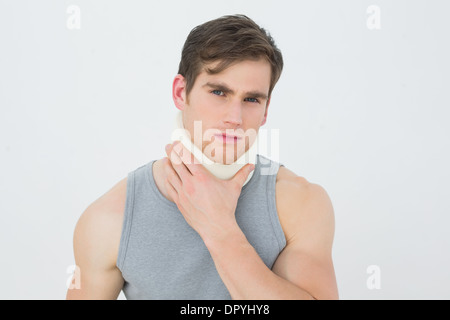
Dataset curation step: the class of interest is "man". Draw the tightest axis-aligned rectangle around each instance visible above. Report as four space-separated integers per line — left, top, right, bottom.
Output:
66 14 338 300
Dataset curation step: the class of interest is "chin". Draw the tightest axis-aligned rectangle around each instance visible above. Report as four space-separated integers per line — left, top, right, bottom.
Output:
203 145 246 165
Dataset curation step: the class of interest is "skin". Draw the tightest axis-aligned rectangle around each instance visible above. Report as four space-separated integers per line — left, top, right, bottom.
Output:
175 59 268 165
66 59 339 300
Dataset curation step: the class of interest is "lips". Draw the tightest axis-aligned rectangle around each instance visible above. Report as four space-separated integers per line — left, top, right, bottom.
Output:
214 133 243 144
216 133 242 140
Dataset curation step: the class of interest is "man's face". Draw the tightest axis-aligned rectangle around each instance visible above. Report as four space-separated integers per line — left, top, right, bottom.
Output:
174 59 271 164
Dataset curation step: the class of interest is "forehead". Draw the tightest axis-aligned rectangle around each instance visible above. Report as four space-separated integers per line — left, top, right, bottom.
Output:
196 59 271 94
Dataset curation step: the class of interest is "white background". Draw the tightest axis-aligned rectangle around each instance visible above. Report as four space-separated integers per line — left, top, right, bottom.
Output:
1 0 449 299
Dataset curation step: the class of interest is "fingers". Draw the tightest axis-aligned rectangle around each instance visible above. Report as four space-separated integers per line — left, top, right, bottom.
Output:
165 142 192 182
166 141 204 177
164 168 180 204
232 163 255 189
163 157 182 193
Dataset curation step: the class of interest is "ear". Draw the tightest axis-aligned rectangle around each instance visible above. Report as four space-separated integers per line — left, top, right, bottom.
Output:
173 74 188 111
260 97 271 126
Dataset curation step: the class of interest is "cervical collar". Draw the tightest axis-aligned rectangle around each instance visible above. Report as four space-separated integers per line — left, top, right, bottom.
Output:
170 111 258 186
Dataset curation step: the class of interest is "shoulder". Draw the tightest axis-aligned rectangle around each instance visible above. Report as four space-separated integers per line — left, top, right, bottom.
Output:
68 177 128 299
73 177 128 268
275 166 335 247
272 166 338 299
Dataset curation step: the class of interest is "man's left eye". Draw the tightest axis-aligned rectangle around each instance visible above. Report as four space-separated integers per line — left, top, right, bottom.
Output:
245 98 259 103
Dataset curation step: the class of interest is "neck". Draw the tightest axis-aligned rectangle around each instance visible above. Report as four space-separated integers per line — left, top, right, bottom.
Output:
170 111 258 186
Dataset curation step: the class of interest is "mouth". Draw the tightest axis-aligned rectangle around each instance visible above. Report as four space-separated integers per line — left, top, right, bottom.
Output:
214 133 243 144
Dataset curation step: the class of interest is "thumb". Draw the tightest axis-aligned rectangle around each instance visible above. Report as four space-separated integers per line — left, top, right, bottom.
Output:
233 163 255 187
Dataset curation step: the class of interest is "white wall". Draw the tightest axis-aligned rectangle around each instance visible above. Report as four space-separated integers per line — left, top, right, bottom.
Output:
1 0 449 299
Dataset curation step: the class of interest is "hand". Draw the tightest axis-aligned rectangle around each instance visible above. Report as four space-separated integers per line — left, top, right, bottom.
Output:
163 141 255 242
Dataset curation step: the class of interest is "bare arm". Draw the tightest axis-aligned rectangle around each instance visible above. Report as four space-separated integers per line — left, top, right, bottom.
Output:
204 180 338 300
271 180 338 300
164 142 338 300
66 180 126 300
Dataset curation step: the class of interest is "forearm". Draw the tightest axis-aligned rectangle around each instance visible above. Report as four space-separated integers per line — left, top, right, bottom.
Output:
203 227 315 300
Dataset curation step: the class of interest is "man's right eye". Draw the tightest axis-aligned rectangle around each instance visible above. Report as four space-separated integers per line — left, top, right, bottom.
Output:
211 90 225 96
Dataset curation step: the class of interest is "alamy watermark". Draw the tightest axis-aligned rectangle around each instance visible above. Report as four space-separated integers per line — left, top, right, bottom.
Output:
67 5 81 30
366 265 381 290
66 265 81 290
170 121 280 176
367 5 381 30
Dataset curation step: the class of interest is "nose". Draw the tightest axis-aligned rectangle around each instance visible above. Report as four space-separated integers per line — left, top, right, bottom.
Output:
222 99 243 127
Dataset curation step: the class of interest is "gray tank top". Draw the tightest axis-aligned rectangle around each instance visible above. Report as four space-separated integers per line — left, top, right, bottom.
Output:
116 154 286 299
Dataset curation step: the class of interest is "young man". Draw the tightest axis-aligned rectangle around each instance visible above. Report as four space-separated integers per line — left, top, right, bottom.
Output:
66 15 338 300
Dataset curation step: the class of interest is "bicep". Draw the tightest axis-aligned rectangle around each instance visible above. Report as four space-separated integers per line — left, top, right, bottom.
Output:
272 246 338 300
66 205 124 300
66 264 123 300
273 181 338 300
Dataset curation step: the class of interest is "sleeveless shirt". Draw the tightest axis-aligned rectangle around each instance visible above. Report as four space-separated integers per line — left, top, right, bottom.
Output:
116 154 286 299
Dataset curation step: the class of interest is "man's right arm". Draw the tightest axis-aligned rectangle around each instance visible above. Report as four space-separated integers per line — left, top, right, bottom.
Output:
66 179 126 300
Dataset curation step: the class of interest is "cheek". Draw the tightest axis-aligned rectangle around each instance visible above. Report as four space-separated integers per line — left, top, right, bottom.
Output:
193 95 227 121
189 91 213 109
243 108 265 124
203 95 223 109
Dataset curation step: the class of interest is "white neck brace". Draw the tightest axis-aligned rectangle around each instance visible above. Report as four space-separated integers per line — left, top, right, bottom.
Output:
170 111 258 186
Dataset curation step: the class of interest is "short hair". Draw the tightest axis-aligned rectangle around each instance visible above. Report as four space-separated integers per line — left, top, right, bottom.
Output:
178 14 284 100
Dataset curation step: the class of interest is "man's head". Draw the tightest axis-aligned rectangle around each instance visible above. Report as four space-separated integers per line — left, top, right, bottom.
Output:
178 14 283 101
173 15 283 164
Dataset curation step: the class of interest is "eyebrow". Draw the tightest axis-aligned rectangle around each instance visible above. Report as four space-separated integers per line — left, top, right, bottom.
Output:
202 82 269 100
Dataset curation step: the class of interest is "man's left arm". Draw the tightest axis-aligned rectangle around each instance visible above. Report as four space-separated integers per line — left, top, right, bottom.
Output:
203 178 339 300
165 142 338 300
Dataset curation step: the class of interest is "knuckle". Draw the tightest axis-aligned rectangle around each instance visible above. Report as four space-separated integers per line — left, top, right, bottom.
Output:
165 169 177 185
184 182 195 196
163 158 172 171
231 181 242 193
173 143 183 154
196 172 207 182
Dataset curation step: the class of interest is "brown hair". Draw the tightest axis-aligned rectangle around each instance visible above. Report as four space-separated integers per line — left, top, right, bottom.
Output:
178 14 283 100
